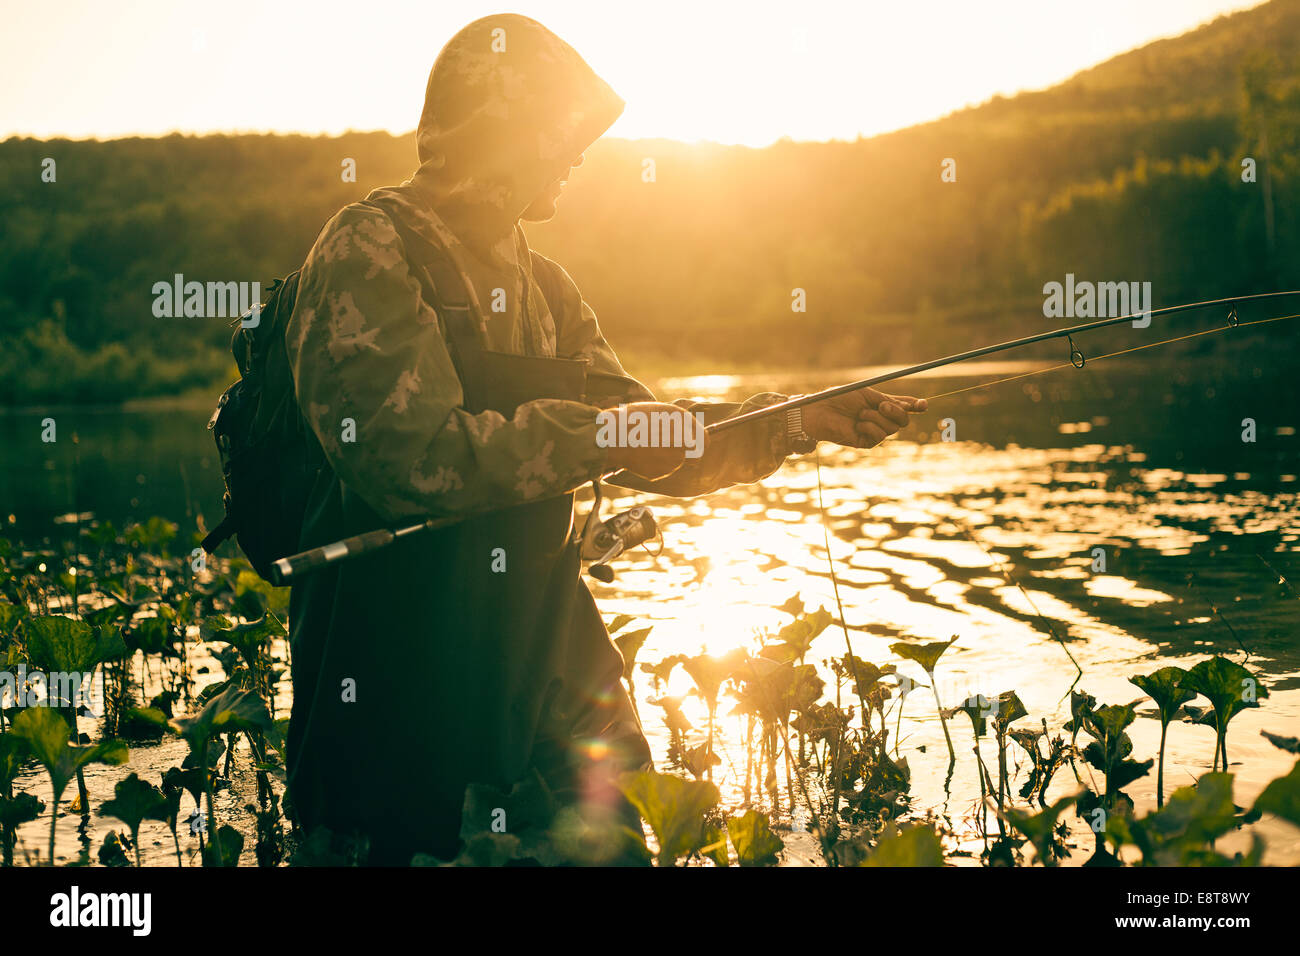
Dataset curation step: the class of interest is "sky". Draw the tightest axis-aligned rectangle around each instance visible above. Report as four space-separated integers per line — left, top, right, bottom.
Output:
0 0 1268 146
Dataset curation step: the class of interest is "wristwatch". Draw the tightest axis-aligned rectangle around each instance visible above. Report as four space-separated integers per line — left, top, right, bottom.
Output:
786 405 817 455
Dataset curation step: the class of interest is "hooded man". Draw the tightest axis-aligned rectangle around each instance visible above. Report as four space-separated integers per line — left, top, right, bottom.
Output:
283 13 925 865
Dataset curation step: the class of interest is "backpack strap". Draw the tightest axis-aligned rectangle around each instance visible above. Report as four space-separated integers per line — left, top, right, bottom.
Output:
360 198 482 370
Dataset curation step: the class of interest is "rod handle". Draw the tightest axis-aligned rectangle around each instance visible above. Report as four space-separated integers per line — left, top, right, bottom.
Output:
270 528 398 586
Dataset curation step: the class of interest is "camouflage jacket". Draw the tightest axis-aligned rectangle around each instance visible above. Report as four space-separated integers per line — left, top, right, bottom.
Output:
284 180 792 524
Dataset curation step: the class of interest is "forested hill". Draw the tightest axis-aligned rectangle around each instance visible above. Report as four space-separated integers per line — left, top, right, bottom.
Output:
1 0 1298 404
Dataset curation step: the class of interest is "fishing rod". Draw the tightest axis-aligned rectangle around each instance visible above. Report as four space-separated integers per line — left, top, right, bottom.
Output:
267 290 1300 586
707 291 1299 435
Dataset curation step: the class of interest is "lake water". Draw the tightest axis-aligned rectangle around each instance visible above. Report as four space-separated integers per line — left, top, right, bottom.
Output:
3 352 1299 865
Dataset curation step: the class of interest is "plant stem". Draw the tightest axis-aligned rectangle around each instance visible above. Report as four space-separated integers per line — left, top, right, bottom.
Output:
972 740 988 850
202 742 223 866
48 797 59 867
1157 722 1168 808
706 707 714 785
929 675 955 765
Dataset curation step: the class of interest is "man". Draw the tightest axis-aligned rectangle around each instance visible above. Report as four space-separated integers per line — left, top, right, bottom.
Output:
283 13 925 864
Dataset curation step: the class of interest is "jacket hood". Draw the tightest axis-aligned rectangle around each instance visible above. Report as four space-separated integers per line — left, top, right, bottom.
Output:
414 14 624 254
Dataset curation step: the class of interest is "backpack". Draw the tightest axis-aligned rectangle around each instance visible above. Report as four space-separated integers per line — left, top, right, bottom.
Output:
201 269 322 582
201 201 566 582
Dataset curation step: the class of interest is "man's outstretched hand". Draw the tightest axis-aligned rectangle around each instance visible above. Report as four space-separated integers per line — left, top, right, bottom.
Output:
801 387 927 449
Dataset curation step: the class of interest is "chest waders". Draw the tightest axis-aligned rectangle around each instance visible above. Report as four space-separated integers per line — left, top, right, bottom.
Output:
285 199 651 864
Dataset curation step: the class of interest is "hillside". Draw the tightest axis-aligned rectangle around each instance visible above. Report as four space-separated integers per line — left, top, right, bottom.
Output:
1 0 1297 404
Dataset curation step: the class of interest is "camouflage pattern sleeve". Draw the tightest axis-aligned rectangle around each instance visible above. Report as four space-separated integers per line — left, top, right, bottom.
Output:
535 252 791 497
286 204 611 522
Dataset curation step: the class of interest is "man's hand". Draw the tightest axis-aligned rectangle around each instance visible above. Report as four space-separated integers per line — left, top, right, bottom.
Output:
601 402 707 480
801 387 927 449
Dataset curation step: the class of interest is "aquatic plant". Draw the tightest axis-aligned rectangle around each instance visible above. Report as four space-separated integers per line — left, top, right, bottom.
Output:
1106 772 1258 865
837 822 945 867
890 636 958 764
1011 719 1068 808
619 769 720 866
607 615 653 718
170 684 272 866
1000 793 1078 866
0 735 43 866
681 648 748 783
726 809 784 866
97 773 169 867
989 691 1028 830
943 693 995 846
9 706 128 866
1180 656 1269 772
1129 665 1196 807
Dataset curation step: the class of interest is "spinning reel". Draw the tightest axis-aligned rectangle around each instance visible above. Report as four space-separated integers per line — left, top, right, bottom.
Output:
578 480 660 582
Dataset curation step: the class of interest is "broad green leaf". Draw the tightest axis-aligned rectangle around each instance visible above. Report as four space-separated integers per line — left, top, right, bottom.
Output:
10 707 129 801
1253 760 1300 829
1129 666 1195 725
614 626 653 683
992 690 1028 729
889 636 958 673
0 734 26 788
1181 657 1269 727
0 600 26 645
618 770 719 865
700 823 730 867
1118 772 1238 865
1009 728 1043 758
640 654 684 689
778 607 833 659
26 616 99 674
1262 730 1300 755
99 773 169 842
859 825 945 867
1001 793 1078 867
682 648 747 710
650 695 693 736
202 824 244 867
606 614 636 636
943 693 992 737
726 810 784 866
0 791 45 830
170 684 272 752
1083 701 1140 741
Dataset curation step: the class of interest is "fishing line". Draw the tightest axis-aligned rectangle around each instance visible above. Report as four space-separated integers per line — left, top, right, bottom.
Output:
913 313 1300 672
923 313 1300 403
812 447 874 723
952 518 1084 677
1256 553 1300 601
